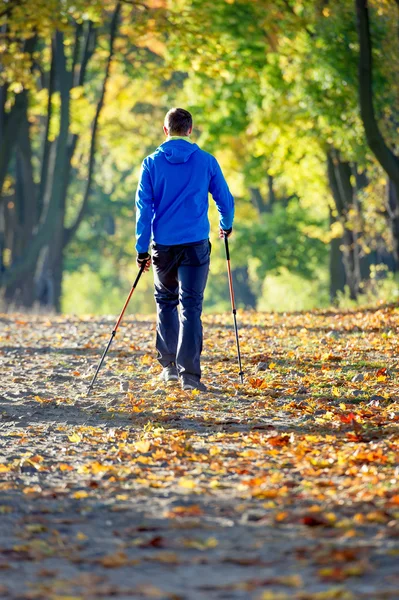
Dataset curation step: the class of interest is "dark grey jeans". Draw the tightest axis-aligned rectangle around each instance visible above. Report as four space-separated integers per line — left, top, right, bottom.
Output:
152 239 211 380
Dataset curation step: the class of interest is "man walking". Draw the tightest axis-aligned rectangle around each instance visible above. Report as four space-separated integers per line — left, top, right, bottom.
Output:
135 108 234 391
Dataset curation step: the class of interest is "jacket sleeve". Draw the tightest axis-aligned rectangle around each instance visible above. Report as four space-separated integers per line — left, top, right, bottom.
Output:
209 157 234 230
135 161 154 253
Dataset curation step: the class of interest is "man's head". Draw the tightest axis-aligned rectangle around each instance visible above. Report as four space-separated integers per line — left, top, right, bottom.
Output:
163 108 193 137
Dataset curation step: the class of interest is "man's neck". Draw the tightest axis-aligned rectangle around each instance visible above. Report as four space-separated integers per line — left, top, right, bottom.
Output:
166 135 193 143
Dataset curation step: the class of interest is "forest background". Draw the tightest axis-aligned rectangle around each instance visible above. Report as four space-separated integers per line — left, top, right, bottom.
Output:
1 0 398 316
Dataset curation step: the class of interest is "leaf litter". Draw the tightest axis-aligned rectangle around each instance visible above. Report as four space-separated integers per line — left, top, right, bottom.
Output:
0 308 398 599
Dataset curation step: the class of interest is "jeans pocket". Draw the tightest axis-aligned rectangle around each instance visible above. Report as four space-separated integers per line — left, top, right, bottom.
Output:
183 241 210 266
152 243 173 269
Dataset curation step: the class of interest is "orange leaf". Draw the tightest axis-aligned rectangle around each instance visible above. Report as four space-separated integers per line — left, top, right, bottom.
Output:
339 412 356 424
59 463 74 471
268 433 291 447
248 377 268 389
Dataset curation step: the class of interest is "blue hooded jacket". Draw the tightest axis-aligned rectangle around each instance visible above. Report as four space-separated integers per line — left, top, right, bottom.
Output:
135 139 234 253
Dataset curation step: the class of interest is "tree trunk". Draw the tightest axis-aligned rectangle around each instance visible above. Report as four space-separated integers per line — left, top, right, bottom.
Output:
2 92 38 308
327 149 360 300
387 180 399 263
232 266 257 309
329 208 346 302
250 187 268 214
355 0 399 201
0 36 37 195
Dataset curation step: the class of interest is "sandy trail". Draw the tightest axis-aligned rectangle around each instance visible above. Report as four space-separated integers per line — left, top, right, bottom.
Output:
0 309 398 599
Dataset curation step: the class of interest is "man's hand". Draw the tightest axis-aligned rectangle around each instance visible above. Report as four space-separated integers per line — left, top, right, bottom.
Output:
136 252 151 272
219 227 232 239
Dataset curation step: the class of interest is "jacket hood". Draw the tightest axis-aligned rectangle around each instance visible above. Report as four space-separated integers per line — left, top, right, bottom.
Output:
159 140 199 164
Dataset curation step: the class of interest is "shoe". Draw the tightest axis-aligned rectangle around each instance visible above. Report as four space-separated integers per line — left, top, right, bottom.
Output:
159 364 178 384
181 375 207 392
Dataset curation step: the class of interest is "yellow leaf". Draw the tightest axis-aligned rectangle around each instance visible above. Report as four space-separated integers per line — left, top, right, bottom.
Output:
135 439 151 453
277 574 303 587
23 486 41 495
209 480 220 489
178 478 197 489
73 490 89 499
76 531 88 540
269 362 276 369
140 354 152 365
0 464 10 473
260 592 291 600
25 524 47 533
183 536 218 550
332 387 340 397
209 446 220 456
68 433 82 443
59 463 74 471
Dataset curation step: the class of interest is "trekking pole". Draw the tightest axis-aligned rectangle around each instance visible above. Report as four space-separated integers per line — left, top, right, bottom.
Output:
223 233 244 383
86 261 147 395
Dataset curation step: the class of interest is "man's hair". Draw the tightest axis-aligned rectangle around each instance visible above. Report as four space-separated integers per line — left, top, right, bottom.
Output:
164 108 192 135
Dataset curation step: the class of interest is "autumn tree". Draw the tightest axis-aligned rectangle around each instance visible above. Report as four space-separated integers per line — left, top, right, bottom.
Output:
355 0 399 259
0 1 122 310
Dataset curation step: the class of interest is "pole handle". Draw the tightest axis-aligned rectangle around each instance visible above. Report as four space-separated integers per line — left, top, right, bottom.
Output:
113 260 146 332
224 233 230 260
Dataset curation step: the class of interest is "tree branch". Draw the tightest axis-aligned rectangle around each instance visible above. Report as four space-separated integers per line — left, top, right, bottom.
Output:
64 2 121 247
37 38 55 221
71 21 83 86
280 0 315 39
0 0 23 20
76 21 95 88
67 22 96 164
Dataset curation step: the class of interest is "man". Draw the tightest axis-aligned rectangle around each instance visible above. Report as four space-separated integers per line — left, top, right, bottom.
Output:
135 108 234 391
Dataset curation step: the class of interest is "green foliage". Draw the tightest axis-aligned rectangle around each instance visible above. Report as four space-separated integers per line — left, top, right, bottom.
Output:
62 264 156 315
258 268 330 313
234 200 328 279
336 265 399 310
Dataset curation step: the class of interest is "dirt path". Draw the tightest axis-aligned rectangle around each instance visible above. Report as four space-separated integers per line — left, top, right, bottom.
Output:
0 309 398 599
